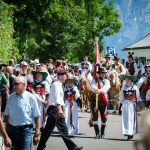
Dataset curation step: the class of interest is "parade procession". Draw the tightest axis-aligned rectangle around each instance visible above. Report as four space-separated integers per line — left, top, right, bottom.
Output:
1 0 150 150
0 36 149 150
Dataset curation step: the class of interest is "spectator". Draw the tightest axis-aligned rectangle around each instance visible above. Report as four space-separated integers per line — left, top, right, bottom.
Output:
0 64 9 116
5 76 40 150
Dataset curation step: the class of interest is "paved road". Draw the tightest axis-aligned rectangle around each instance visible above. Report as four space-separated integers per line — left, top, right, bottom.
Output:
33 112 141 150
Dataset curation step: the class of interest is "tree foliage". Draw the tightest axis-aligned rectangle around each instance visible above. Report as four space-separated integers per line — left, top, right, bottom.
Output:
2 0 122 63
0 1 20 62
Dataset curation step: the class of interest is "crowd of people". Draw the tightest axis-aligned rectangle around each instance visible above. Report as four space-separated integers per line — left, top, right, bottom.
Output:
0 53 149 150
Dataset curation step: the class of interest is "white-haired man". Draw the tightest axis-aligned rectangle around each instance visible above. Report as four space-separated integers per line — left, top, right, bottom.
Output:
5 76 40 150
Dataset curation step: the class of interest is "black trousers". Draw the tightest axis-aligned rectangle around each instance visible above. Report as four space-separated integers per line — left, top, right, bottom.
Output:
37 106 77 150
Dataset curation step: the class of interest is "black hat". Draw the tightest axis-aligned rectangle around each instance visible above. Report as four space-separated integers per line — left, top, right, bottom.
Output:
105 54 111 58
113 55 120 60
128 52 134 59
121 73 135 81
56 69 67 76
97 67 107 73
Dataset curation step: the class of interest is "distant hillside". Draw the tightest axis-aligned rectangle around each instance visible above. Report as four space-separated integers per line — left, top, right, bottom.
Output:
104 0 150 59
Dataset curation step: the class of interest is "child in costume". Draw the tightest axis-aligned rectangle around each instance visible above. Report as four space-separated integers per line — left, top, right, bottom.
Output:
64 77 80 136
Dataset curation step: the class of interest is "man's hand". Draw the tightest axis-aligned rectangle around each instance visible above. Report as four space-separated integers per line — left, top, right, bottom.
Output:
4 136 12 147
96 89 101 95
31 89 35 94
34 116 40 145
33 134 40 145
44 101 49 107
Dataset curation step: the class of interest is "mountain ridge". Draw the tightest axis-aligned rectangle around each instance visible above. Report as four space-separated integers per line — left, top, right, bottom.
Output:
104 0 150 59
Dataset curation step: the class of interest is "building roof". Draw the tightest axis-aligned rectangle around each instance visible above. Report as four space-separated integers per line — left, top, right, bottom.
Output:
124 33 150 51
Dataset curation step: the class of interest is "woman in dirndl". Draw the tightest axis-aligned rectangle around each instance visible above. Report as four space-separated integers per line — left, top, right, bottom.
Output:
119 73 141 140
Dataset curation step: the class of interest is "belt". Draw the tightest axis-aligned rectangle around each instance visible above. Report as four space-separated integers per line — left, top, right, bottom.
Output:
9 124 33 128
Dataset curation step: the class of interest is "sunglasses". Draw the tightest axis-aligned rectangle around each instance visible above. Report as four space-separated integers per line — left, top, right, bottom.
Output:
13 82 24 86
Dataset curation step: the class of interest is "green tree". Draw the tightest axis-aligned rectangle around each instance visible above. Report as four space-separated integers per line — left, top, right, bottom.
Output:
3 0 121 63
0 1 20 62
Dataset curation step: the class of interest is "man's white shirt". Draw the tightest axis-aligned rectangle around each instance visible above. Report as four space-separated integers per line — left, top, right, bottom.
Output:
49 80 64 106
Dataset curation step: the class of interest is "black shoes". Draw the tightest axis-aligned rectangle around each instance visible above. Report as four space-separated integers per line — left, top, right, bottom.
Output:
94 124 100 139
127 135 133 141
94 124 106 139
94 134 100 139
101 125 106 138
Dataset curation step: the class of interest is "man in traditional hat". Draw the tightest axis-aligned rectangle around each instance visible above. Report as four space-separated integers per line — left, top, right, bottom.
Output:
90 67 110 138
64 77 80 136
126 53 138 76
111 55 126 75
119 73 141 140
79 56 93 82
37 69 83 150
102 54 112 71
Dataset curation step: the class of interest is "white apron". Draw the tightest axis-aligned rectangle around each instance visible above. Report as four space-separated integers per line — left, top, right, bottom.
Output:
64 100 79 136
122 100 137 135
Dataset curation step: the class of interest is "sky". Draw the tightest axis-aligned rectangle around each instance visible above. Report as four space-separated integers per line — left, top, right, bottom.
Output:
104 0 150 59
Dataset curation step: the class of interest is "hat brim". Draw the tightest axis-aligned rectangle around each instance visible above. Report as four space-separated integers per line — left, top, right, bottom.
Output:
121 74 135 80
32 71 48 79
65 78 75 83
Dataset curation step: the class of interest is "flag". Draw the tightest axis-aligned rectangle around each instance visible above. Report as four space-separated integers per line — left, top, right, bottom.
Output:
93 38 108 109
93 38 101 78
106 47 116 55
